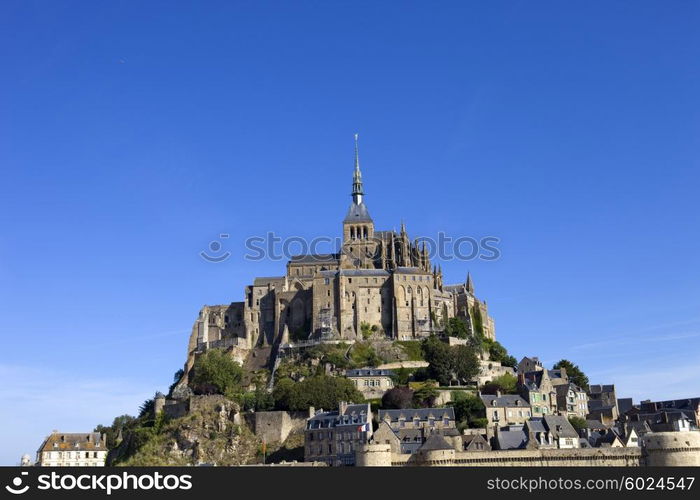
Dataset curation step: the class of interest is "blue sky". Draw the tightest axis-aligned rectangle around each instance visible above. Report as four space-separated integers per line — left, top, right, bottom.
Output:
1 1 699 465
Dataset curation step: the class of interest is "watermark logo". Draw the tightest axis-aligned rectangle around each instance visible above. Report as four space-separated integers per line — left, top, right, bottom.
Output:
5 471 29 495
199 233 231 263
240 232 501 263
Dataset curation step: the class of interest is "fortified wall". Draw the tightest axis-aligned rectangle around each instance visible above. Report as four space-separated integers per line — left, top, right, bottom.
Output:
356 431 700 467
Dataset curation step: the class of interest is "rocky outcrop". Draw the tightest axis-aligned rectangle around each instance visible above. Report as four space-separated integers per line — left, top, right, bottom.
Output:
108 396 261 466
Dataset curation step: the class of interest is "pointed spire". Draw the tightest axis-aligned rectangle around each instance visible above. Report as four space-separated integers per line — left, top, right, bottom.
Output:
466 271 474 294
351 133 364 204
400 220 406 234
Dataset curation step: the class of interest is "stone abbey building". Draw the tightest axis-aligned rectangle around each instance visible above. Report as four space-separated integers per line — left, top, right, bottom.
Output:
192 137 495 354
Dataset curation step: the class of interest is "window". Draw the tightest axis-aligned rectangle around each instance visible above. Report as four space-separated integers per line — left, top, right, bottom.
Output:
348 278 352 283
324 278 330 285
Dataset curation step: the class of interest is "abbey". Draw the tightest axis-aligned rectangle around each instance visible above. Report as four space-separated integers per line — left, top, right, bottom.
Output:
193 137 495 353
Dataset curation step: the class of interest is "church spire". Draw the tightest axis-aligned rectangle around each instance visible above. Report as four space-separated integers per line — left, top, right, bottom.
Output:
352 133 364 205
466 271 474 294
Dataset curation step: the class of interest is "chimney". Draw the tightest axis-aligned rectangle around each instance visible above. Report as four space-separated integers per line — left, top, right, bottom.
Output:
339 401 348 415
496 390 502 398
308 406 315 419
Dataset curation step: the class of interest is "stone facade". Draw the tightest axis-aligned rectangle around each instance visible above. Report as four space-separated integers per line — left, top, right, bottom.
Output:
346 368 394 399
304 402 372 466
181 138 496 375
518 370 558 416
555 382 589 419
480 393 532 436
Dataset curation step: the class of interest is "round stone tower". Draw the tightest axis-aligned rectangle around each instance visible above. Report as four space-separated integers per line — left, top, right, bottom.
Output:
355 443 392 467
154 392 166 417
643 431 700 466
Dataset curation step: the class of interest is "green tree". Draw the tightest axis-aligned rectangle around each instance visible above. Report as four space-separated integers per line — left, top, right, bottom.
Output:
449 393 485 429
273 375 364 411
413 382 440 408
568 415 586 434
390 367 411 387
190 348 244 399
94 415 137 449
553 359 589 390
421 336 454 385
421 336 480 386
444 317 469 339
452 345 480 383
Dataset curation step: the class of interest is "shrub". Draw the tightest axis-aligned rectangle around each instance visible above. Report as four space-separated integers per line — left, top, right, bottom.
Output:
481 372 518 395
190 349 244 399
444 317 469 339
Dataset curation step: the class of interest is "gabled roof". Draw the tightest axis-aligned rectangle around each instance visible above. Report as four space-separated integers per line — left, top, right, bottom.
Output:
543 415 579 439
480 394 530 408
419 433 453 451
595 429 623 447
496 428 528 450
585 419 608 429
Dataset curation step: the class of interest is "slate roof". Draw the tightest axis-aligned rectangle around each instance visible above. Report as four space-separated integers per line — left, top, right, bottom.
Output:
290 253 339 264
585 419 608 429
378 408 455 423
595 429 623 447
480 394 530 408
307 403 370 430
419 433 453 451
38 432 105 453
525 418 547 433
346 368 393 377
496 428 528 450
344 202 373 222
543 415 579 439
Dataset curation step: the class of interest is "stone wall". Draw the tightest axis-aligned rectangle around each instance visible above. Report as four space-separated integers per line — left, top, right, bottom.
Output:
389 447 642 467
250 411 308 444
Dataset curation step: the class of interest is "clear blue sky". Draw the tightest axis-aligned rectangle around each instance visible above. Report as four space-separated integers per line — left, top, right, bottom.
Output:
1 1 698 465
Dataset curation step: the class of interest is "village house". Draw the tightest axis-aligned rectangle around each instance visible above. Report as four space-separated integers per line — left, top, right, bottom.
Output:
555 382 589 419
36 432 108 467
304 402 372 466
480 392 531 436
345 368 394 399
587 384 619 425
518 370 558 416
